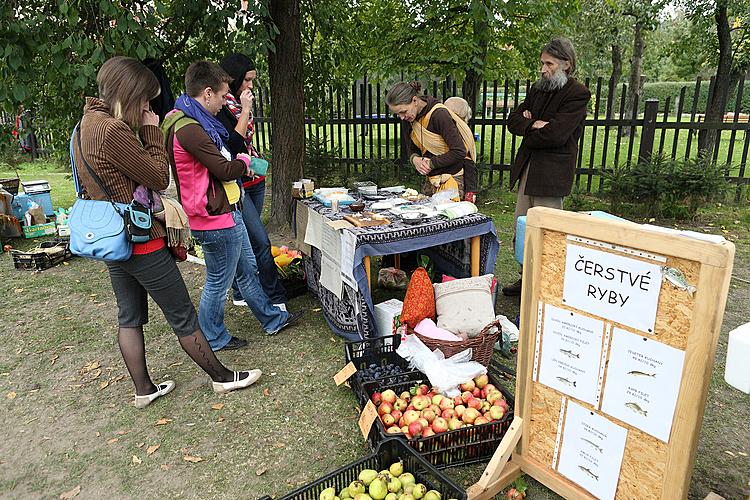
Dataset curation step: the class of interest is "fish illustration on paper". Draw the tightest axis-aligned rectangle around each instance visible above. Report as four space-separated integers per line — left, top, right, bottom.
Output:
559 349 580 359
627 370 656 378
556 376 577 387
625 401 648 417
578 465 599 481
662 266 696 297
581 437 603 453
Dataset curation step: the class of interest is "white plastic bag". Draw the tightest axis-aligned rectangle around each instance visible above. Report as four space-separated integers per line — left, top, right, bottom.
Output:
396 334 486 397
496 314 519 342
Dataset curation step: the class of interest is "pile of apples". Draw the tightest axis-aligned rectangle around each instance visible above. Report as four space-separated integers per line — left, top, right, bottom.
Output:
370 374 510 439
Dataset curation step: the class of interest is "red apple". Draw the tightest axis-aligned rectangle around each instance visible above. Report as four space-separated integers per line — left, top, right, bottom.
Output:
454 404 466 418
489 406 505 420
408 421 424 436
474 416 489 426
461 391 474 404
439 398 455 411
371 392 382 405
462 408 480 424
398 417 406 428
381 389 398 405
422 427 436 438
441 409 456 420
387 426 403 434
400 391 411 401
394 398 408 412
468 398 482 410
498 399 509 411
486 391 504 405
448 417 463 430
481 401 491 413
419 384 429 395
474 374 489 389
453 396 463 406
403 410 420 425
483 384 497 394
472 388 481 398
460 380 476 392
418 417 430 429
432 417 448 433
421 409 437 424
382 414 396 427
390 409 402 421
428 404 441 415
378 402 393 415
413 395 429 411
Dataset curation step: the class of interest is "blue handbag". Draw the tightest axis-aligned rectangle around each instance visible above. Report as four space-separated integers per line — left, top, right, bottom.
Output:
68 124 133 262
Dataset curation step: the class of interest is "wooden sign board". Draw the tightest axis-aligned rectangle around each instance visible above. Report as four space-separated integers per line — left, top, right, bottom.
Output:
469 208 734 500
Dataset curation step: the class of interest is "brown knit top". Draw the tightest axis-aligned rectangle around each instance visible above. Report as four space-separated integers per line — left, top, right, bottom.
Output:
71 97 169 240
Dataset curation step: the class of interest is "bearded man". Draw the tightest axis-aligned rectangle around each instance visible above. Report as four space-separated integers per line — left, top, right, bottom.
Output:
502 37 591 296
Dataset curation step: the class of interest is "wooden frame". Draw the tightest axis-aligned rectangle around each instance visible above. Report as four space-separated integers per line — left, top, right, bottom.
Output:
469 207 735 499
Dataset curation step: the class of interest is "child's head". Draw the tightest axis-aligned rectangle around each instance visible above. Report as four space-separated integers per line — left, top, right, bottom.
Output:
444 97 472 123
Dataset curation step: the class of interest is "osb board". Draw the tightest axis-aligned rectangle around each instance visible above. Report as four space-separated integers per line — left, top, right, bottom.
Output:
526 228 700 498
538 230 699 350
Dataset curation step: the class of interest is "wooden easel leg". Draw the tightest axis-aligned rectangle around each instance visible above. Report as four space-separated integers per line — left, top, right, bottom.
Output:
467 416 524 499
471 236 480 276
394 254 401 270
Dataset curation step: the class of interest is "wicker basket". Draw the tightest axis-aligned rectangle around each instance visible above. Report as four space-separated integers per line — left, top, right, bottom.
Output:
409 319 501 366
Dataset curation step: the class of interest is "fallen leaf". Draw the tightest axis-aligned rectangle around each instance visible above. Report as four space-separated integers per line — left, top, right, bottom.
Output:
132 455 142 465
116 430 127 435
725 450 736 457
160 464 169 471
312 307 321 312
255 468 267 476
50 354 59 365
146 444 160 455
274 442 285 448
107 438 119 444
96 432 100 437
155 418 172 426
113 375 125 383
183 455 203 463
92 369 102 379
137 442 144 448
6 391 17 399
99 380 109 390
211 403 225 410
263 388 270 397
168 361 184 368
59 485 81 499
738 451 748 457
217 416 225 423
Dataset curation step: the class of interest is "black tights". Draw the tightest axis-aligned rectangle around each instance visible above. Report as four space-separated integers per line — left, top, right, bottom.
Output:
118 327 236 396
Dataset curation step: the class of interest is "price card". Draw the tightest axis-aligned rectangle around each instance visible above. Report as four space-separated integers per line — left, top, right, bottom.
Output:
358 400 378 439
334 362 357 386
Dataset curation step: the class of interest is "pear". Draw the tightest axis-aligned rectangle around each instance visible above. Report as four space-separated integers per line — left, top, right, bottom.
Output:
385 494 398 500
399 495 416 500
359 469 379 486
389 460 404 477
320 487 336 500
369 476 389 500
412 484 427 499
349 480 366 496
386 476 402 494
423 491 441 500
340 487 352 499
398 473 416 489
354 495 373 500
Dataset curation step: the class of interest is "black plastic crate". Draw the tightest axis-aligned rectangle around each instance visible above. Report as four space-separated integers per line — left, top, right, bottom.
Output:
358 365 515 469
11 238 72 271
278 437 467 499
344 333 419 399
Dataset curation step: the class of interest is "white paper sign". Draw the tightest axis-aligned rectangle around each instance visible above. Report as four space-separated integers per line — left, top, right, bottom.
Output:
303 207 325 249
601 328 686 442
538 304 605 405
340 229 357 288
319 254 343 299
558 401 628 500
563 243 663 333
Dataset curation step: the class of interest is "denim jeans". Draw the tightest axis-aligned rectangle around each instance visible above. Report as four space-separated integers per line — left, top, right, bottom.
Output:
230 180 288 304
192 210 288 350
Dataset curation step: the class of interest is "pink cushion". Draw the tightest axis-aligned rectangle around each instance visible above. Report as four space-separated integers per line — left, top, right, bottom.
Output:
414 318 461 341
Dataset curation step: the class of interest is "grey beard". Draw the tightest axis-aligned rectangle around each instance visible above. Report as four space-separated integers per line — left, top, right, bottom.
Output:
534 70 569 92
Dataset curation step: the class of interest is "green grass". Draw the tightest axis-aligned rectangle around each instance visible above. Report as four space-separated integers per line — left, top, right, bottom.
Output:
0 159 748 499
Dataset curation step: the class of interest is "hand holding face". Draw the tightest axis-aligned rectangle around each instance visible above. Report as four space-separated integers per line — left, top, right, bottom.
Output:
240 89 254 110
142 109 159 127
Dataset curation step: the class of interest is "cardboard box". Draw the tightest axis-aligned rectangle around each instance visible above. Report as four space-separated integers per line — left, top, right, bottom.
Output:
373 298 403 337
292 179 314 199
23 221 56 239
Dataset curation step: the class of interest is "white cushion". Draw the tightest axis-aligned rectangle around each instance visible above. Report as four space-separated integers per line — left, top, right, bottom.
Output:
433 274 495 338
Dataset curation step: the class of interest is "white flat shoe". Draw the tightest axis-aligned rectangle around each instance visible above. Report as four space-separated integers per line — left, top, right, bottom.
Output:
212 370 262 394
134 380 175 409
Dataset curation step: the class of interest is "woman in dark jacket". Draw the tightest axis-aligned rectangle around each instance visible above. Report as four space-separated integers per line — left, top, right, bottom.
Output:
73 57 261 408
217 53 288 311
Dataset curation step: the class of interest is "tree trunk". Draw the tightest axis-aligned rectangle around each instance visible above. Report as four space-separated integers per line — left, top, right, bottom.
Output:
267 0 305 228
622 21 644 136
607 41 622 120
698 3 733 157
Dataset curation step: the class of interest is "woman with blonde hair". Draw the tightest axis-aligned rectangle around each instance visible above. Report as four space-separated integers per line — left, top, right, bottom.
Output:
73 56 261 408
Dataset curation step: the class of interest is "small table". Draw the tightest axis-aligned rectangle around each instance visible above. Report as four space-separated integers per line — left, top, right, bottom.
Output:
296 200 500 340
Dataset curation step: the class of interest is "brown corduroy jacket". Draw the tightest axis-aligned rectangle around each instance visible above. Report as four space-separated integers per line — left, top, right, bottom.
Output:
72 97 169 240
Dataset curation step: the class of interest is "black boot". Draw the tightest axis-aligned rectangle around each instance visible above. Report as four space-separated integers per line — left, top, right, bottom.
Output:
502 278 523 296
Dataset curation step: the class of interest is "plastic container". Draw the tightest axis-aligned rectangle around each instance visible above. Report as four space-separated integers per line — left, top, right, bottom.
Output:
514 215 526 265
358 367 515 469
12 238 73 271
21 180 54 216
278 438 467 499
344 333 417 400
725 322 750 393
10 193 32 221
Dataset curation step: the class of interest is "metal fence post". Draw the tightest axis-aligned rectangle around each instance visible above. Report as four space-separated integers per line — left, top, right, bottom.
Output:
638 98 659 164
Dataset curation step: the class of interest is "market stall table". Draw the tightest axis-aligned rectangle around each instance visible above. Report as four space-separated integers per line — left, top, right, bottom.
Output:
295 199 500 340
